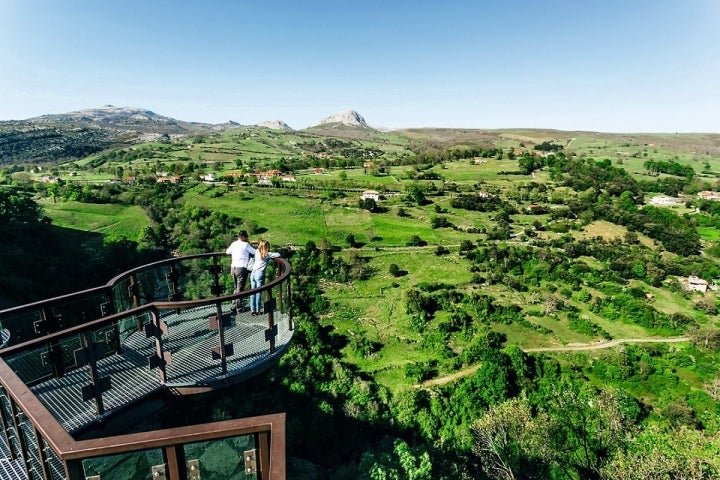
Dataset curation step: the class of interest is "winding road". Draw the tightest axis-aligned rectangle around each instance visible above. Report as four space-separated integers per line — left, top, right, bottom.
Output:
419 336 690 387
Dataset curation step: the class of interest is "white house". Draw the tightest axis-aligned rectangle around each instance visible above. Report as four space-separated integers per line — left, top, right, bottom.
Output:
361 190 380 201
698 191 720 201
686 275 709 293
649 194 681 206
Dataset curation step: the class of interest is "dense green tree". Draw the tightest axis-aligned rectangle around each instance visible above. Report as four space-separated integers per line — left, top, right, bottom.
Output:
601 426 720 480
358 437 432 480
543 382 639 479
0 187 45 223
405 183 429 206
473 396 552 480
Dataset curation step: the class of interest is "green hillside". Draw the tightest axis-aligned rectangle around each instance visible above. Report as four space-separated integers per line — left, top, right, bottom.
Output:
4 126 720 478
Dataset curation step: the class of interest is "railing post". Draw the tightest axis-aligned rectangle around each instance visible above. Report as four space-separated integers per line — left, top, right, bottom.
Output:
34 427 52 480
129 274 142 331
165 444 183 480
150 308 169 384
100 295 123 355
41 307 66 378
257 430 271 480
216 301 228 375
209 254 231 374
0 390 14 460
166 264 181 302
265 289 276 354
81 332 106 416
209 255 224 297
281 266 293 331
9 399 31 478
275 266 284 315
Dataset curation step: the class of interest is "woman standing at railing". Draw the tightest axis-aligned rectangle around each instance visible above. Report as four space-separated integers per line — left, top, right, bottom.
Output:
249 240 281 315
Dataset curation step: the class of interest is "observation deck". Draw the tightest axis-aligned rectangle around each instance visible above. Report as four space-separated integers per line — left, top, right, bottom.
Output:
0 252 292 479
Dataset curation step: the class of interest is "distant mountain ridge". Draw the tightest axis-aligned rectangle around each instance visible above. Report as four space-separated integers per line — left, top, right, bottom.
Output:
0 106 380 163
6 105 717 166
29 105 215 135
0 106 248 164
23 105 373 132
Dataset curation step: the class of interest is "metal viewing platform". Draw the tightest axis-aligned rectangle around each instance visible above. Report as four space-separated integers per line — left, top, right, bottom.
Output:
0 252 291 479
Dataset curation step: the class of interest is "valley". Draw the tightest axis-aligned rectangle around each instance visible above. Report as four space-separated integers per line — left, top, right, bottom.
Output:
1 109 720 478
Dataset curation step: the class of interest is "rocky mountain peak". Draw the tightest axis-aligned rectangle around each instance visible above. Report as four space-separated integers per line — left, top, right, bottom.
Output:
257 120 293 131
311 110 370 129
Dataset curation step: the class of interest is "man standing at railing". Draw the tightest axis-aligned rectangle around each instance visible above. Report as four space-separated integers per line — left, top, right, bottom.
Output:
226 230 256 312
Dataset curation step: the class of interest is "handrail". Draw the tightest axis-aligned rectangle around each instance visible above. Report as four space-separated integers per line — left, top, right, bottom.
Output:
104 252 222 287
0 253 291 349
0 284 112 317
0 356 285 478
0 303 155 356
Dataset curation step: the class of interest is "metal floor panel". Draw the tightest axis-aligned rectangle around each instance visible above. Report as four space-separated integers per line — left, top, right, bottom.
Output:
23 304 292 434
0 459 28 480
161 308 293 386
30 335 164 433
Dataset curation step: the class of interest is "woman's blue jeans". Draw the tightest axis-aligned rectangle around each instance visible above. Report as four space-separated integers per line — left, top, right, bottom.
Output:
250 269 266 312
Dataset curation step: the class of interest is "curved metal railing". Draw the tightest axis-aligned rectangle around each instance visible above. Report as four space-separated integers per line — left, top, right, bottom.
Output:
0 253 292 431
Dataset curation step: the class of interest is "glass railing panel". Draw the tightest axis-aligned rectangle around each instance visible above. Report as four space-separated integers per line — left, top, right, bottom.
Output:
81 448 164 480
176 257 220 300
134 265 173 305
111 277 134 312
117 312 152 345
0 290 111 347
44 291 112 332
4 342 58 385
183 434 257 480
0 309 43 347
90 323 121 356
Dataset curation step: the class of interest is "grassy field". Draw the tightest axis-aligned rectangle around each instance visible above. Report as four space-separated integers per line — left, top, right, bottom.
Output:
41 200 149 242
181 184 490 248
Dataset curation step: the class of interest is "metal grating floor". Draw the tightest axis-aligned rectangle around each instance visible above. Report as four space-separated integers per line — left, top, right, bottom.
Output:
29 335 163 434
159 306 293 386
0 459 28 480
27 304 291 433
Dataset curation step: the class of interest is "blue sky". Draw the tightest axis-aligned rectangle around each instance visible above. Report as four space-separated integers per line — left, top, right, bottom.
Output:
1 0 718 132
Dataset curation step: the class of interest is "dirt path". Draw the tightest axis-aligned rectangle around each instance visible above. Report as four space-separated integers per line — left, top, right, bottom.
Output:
419 336 690 388
524 336 690 352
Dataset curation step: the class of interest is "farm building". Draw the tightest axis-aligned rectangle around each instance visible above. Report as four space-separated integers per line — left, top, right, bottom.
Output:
361 190 380 201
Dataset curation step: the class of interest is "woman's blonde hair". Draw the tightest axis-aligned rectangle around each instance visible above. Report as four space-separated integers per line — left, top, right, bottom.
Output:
257 240 270 260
